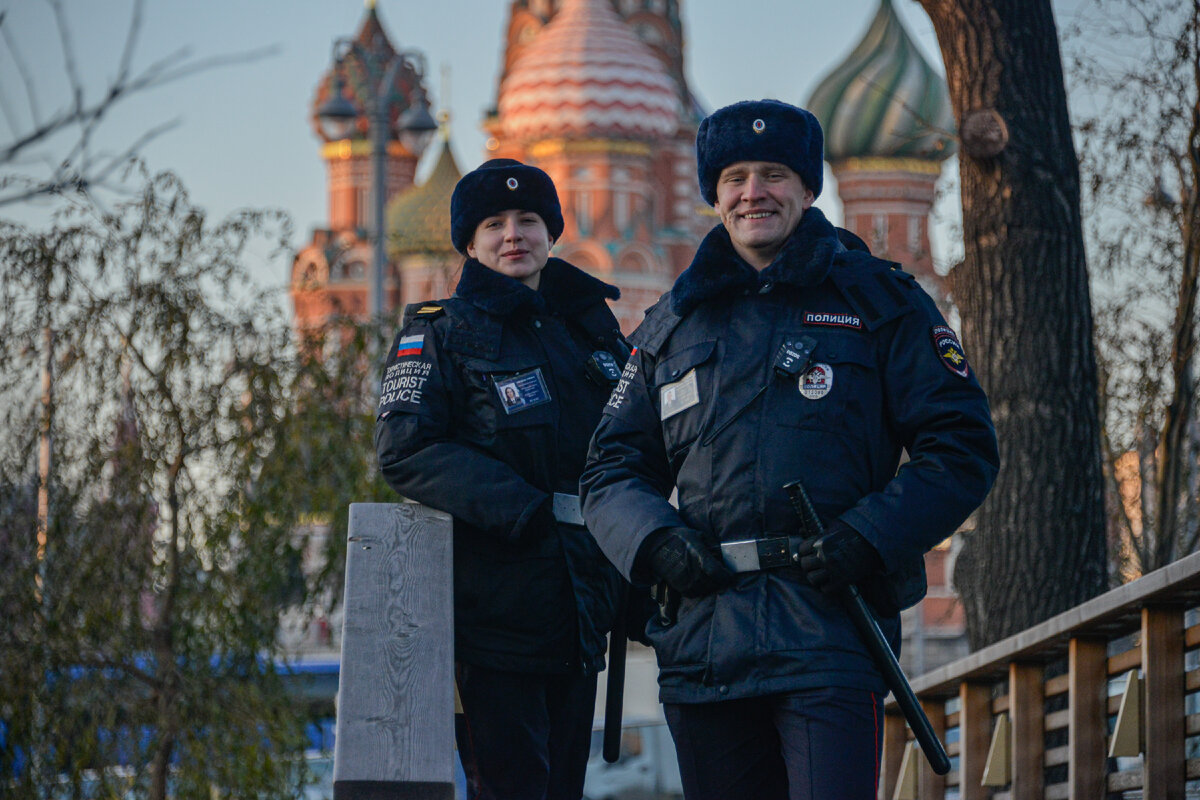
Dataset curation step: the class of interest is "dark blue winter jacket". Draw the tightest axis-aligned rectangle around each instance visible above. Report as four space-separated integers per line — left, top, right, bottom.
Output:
376 257 627 676
579 208 999 702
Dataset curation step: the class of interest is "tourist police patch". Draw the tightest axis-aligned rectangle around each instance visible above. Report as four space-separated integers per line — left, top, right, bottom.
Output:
931 325 970 378
606 348 638 413
804 311 862 330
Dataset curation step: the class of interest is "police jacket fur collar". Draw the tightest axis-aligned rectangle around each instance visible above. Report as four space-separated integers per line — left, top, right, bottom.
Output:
455 256 620 318
671 206 841 317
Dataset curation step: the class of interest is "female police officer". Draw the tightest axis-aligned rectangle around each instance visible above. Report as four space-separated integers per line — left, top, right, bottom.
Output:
375 159 627 800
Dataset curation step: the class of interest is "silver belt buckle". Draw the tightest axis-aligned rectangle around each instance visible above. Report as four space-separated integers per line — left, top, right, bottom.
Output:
552 492 585 527
720 537 797 572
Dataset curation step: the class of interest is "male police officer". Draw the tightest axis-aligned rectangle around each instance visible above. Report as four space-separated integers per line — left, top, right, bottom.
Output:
579 100 999 799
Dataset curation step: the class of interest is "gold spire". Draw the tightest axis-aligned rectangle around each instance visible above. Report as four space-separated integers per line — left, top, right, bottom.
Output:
438 63 451 142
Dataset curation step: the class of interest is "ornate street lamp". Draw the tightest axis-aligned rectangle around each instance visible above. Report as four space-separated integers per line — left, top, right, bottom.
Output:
317 43 437 320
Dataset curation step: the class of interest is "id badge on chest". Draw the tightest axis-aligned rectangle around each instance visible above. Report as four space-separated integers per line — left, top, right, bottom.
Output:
494 368 552 414
660 369 700 420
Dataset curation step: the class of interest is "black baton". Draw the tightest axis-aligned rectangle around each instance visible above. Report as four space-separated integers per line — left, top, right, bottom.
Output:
602 586 630 763
783 480 951 776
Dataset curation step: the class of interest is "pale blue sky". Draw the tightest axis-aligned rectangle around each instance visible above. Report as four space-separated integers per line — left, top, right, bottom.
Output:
0 0 1086 288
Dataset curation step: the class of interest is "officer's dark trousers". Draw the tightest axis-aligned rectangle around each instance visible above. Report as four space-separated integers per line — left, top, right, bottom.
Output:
664 686 884 800
455 661 597 800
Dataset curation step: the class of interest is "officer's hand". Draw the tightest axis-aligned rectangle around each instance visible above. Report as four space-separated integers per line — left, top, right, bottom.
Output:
646 527 734 598
797 520 883 595
624 588 657 646
512 497 555 544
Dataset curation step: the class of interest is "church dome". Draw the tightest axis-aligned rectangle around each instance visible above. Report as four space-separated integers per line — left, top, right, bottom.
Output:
497 0 680 143
310 4 433 143
387 136 462 256
806 0 955 162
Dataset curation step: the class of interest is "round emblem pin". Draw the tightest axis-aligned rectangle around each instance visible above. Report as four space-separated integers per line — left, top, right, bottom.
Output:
752 119 766 133
799 363 833 400
506 177 519 190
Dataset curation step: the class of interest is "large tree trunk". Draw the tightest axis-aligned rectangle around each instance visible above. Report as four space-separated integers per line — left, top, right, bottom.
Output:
1156 43 1200 563
917 0 1107 647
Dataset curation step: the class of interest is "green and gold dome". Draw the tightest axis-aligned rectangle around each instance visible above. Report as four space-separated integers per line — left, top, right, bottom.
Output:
806 0 955 162
387 134 462 257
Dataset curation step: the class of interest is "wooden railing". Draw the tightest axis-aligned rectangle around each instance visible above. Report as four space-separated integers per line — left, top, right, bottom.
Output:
880 549 1200 800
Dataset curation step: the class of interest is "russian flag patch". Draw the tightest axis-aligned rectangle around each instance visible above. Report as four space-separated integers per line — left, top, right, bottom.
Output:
396 334 424 358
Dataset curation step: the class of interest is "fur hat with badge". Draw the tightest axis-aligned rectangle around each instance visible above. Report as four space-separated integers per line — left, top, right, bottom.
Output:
450 158 565 254
695 99 825 205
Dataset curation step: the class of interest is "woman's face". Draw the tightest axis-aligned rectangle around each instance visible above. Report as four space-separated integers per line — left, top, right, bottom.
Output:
467 209 552 289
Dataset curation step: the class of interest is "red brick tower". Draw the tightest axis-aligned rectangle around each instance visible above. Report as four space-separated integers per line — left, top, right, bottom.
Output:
290 2 436 332
806 0 956 303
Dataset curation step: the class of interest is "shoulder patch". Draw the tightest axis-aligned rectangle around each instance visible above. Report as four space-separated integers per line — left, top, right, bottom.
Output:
605 347 640 414
931 325 970 378
394 333 426 358
378 355 434 416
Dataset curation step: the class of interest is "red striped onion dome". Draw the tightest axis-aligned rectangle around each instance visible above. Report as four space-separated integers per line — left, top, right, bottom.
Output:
498 0 680 143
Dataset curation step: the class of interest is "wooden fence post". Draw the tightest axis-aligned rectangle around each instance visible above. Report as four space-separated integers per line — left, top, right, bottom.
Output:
1142 605 1184 800
918 697 947 800
334 503 455 800
1067 636 1107 800
958 682 992 800
880 710 909 800
1009 662 1043 799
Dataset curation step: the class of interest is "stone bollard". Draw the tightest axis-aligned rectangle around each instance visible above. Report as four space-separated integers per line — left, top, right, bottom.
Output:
334 502 455 800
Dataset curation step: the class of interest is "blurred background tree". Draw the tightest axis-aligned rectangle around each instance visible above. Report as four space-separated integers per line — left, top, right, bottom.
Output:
0 170 387 800
1065 0 1200 581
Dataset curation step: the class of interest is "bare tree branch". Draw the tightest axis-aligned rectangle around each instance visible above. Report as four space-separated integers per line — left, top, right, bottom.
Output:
0 2 278 209
0 10 44 129
1071 0 1200 577
48 0 85 131
115 0 145 91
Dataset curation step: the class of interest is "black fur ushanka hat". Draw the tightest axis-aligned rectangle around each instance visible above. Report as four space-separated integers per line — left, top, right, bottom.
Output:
696 99 825 204
450 159 565 254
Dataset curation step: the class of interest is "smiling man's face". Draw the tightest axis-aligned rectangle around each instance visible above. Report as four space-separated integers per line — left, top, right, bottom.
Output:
713 161 814 270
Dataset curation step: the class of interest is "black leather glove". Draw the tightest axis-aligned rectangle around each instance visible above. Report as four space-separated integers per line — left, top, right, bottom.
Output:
797 520 883 595
644 527 734 598
512 497 555 544
624 588 657 646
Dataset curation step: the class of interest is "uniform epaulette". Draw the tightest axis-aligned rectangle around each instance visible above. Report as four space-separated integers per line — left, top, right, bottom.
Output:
411 302 445 318
401 301 446 327
829 252 917 331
